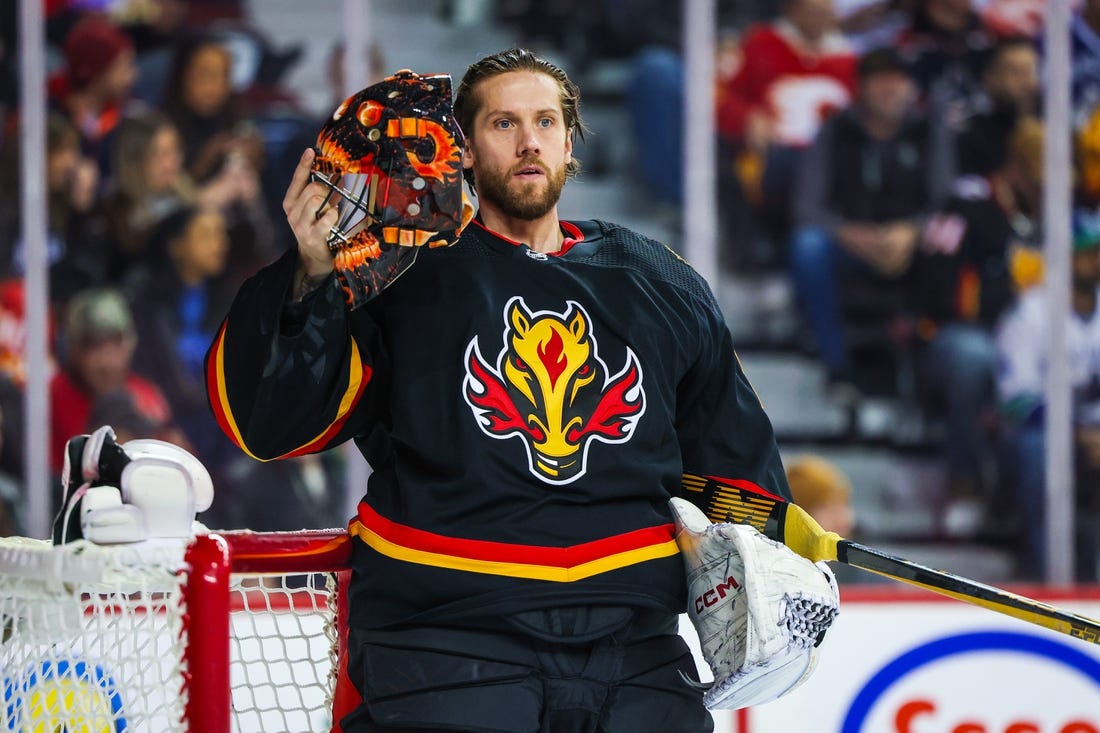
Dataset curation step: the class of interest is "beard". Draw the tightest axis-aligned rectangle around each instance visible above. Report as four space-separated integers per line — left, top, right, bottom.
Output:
474 158 567 221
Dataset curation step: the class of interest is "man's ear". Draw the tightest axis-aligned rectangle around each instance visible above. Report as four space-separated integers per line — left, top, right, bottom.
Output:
462 141 475 171
565 130 573 162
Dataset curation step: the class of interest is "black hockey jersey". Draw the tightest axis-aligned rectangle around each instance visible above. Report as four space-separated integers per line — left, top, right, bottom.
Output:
205 219 790 629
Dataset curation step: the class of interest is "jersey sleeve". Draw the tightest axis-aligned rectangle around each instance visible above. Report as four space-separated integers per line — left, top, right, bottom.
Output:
674 293 791 517
204 249 384 460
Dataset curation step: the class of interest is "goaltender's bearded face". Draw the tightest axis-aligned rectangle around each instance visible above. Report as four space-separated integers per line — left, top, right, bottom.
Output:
462 71 572 221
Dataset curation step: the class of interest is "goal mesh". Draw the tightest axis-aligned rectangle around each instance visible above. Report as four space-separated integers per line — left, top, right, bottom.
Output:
0 530 354 733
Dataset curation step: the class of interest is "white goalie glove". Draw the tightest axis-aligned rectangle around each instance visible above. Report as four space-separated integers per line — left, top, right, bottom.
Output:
53 425 214 545
670 497 839 710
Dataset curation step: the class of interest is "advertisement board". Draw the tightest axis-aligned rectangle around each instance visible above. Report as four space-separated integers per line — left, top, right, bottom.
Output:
727 586 1100 733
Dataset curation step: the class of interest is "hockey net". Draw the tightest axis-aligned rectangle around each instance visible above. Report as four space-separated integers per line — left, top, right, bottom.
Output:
0 530 356 733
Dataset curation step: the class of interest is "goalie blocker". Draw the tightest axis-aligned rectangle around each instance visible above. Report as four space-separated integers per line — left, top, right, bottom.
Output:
670 497 839 710
52 425 214 545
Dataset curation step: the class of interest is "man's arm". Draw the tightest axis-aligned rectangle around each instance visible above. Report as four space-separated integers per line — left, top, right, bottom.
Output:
204 247 382 461
675 297 791 512
204 150 381 461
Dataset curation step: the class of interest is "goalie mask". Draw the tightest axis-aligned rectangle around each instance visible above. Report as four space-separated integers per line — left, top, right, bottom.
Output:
312 69 473 308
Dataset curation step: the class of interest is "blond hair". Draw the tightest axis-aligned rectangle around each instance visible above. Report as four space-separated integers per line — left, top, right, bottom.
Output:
786 455 852 514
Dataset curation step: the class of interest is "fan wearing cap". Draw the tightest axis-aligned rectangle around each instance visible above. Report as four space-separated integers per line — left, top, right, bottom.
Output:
996 208 1100 580
48 14 138 177
49 288 174 478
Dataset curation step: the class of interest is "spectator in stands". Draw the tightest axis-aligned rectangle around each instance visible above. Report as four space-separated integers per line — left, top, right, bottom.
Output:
100 111 189 278
99 110 264 283
716 0 857 262
790 47 953 394
48 14 139 179
786 454 855 537
996 209 1100 580
160 34 275 280
48 287 174 476
893 0 997 126
161 33 264 186
955 37 1040 177
911 116 1043 537
0 111 107 305
122 205 237 482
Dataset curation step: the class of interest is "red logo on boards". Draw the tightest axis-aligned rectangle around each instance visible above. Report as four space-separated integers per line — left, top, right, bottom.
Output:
894 699 1098 733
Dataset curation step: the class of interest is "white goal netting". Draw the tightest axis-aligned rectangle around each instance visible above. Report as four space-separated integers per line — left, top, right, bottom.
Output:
0 533 349 733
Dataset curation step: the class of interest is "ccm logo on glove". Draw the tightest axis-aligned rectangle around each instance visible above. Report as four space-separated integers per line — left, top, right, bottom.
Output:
694 575 740 614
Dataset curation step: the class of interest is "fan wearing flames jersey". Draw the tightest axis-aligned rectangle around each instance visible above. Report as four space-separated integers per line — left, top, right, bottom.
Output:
206 49 791 732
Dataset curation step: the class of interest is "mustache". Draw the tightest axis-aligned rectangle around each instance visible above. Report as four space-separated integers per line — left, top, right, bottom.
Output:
510 158 550 176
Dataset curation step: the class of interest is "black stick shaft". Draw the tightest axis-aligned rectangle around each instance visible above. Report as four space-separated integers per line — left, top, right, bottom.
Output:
840 542 1100 645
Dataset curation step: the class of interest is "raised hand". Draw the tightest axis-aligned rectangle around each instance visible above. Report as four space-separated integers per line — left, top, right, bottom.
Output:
283 148 338 279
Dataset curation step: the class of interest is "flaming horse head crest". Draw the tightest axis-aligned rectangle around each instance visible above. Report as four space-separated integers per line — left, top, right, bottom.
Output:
463 298 646 485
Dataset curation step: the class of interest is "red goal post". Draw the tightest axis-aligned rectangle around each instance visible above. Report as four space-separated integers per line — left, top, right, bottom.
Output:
0 529 359 733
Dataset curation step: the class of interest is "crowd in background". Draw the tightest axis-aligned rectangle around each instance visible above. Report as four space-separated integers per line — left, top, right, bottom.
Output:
0 0 1098 580
662 0 1096 580
0 0 346 535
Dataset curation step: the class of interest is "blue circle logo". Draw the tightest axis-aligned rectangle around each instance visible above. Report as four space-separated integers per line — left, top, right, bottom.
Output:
842 631 1100 733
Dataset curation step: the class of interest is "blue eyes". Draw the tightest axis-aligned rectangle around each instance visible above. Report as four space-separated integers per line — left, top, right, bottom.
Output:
495 119 554 129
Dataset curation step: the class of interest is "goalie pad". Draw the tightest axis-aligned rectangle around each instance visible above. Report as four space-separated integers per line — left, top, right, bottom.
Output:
669 497 838 710
53 426 214 545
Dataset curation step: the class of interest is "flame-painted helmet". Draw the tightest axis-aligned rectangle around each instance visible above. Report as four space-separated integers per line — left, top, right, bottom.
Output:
312 69 472 308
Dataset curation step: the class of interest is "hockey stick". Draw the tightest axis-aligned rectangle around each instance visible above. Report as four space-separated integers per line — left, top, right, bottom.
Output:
682 473 1100 646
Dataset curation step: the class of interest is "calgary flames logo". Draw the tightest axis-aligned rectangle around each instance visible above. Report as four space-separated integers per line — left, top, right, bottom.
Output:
463 298 646 485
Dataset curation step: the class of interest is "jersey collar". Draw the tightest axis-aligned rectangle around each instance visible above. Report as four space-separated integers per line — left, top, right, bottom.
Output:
470 217 585 257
